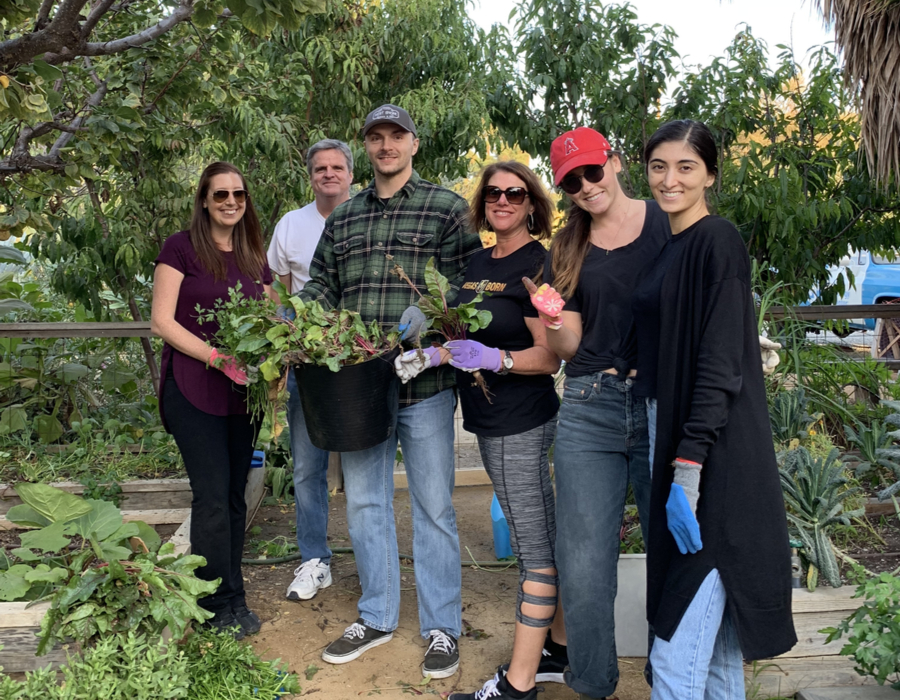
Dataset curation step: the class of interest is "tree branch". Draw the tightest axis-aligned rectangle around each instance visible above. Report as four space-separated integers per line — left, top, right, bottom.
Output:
35 0 57 31
0 0 90 70
49 78 107 157
81 0 118 39
0 77 106 173
45 0 195 64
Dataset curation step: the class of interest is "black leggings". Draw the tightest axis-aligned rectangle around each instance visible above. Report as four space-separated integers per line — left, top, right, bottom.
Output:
164 378 258 613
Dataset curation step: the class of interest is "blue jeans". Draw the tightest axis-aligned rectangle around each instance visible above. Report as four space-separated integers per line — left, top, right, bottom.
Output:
340 388 461 639
650 569 745 700
554 372 652 698
647 397 657 477
287 372 332 564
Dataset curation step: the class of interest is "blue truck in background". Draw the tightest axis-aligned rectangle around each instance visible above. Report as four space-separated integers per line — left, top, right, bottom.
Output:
824 249 900 330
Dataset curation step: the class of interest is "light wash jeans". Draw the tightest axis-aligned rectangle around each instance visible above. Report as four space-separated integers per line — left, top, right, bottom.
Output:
650 569 745 700
286 372 332 564
554 372 652 698
340 388 461 639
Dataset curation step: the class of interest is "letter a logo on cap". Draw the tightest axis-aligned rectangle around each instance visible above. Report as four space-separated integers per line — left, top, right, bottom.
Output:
565 137 579 155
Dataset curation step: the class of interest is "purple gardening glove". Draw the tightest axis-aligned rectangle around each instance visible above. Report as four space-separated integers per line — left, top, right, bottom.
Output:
394 346 443 384
445 339 502 373
209 348 249 385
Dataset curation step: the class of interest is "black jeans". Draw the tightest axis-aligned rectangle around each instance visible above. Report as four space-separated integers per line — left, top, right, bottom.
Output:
164 378 258 613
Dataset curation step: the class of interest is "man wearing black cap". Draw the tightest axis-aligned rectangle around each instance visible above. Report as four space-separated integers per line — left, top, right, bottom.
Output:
299 104 481 678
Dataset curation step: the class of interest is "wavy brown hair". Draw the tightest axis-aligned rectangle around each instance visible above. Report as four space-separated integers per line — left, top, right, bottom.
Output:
189 161 266 281
550 154 626 299
468 161 553 241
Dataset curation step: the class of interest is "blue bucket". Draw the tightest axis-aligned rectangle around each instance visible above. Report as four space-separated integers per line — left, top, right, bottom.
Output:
490 493 513 560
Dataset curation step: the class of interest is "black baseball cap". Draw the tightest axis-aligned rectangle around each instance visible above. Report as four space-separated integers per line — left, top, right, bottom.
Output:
362 104 417 137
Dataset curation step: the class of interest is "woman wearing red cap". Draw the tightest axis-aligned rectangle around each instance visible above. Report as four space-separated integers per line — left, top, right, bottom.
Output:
528 127 670 699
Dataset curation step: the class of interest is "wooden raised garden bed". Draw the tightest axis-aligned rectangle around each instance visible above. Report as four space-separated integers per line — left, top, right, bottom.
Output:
0 466 265 673
749 586 875 696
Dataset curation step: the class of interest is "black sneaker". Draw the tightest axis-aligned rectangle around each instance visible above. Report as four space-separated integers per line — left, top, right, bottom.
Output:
498 641 567 684
423 629 459 679
535 644 567 683
321 619 393 664
232 604 261 636
450 668 537 700
201 610 246 640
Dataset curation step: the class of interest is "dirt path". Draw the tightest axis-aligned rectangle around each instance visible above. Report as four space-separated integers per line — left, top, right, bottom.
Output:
243 484 651 699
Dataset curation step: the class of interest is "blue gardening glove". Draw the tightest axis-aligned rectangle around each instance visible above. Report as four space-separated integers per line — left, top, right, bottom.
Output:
276 304 296 322
666 485 703 554
666 459 703 554
398 306 427 341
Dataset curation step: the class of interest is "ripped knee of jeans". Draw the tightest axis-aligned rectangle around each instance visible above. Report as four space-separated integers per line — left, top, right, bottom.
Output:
516 569 559 628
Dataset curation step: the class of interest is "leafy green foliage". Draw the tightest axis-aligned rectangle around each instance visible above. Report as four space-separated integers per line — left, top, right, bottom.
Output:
198 282 399 418
0 483 216 654
769 387 822 446
390 257 492 342
0 628 301 699
823 569 900 689
779 447 864 588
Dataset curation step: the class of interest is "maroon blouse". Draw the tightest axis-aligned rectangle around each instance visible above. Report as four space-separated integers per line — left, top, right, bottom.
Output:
155 231 272 425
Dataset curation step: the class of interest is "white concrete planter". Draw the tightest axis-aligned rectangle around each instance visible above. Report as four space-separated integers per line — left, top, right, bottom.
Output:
615 553 648 657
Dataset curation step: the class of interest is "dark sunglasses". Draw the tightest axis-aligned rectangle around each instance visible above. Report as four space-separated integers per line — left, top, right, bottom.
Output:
482 186 530 205
559 164 605 195
211 189 249 203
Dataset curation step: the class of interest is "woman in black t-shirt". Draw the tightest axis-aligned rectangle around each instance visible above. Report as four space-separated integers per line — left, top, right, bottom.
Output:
401 162 564 700
527 128 670 699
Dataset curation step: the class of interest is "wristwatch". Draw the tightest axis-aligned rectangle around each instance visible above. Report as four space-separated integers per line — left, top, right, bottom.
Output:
498 349 514 375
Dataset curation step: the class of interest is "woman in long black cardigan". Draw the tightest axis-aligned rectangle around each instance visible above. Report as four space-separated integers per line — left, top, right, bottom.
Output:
632 120 796 699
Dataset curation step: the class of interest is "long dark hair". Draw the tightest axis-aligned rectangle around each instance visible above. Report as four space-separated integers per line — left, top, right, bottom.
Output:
468 161 553 241
643 120 718 177
189 161 266 281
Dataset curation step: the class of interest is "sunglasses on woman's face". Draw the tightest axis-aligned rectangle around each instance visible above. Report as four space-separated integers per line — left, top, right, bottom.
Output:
482 186 530 205
210 189 249 204
559 164 605 195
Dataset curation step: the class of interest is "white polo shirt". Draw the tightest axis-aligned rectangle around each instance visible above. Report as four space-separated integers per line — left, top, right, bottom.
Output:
266 202 326 292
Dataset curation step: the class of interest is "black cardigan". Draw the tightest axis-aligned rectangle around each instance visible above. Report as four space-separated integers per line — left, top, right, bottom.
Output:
642 215 796 661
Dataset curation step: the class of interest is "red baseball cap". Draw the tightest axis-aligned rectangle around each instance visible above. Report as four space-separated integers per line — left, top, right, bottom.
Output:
550 127 612 186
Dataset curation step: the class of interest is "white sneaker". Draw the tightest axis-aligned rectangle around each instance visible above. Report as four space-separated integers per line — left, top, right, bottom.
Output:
286 558 332 600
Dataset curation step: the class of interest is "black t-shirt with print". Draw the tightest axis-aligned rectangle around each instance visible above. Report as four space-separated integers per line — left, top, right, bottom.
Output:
453 241 559 437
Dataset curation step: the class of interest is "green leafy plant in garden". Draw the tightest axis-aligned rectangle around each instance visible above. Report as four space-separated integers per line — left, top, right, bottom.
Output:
390 257 492 342
0 628 301 699
843 418 900 501
769 387 822 447
823 568 900 689
0 483 216 654
390 256 493 398
197 281 400 420
779 447 864 588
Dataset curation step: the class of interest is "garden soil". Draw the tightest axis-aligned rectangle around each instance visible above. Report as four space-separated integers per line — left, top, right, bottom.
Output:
242 484 651 700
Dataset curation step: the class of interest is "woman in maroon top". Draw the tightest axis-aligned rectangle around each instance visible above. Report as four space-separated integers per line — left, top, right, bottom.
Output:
151 161 275 638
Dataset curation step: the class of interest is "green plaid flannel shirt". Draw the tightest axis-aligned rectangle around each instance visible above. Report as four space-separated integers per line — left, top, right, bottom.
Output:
301 171 482 406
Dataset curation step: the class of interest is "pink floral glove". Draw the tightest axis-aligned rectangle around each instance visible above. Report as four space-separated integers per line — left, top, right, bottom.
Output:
445 339 502 373
209 348 248 386
523 277 564 330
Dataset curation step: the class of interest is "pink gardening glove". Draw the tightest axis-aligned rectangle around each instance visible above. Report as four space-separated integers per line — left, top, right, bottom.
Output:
209 348 248 386
444 339 502 373
523 277 564 330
